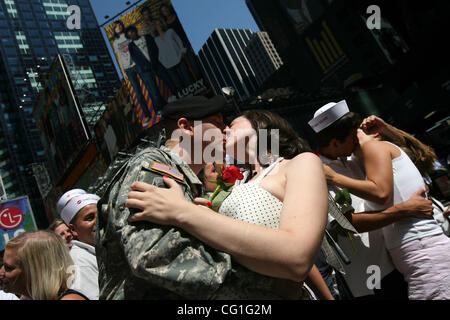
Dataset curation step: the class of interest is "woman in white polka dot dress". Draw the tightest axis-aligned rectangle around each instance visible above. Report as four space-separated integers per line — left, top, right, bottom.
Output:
128 110 329 298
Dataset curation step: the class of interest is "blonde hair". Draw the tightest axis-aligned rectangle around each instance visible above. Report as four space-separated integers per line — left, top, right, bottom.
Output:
6 231 74 300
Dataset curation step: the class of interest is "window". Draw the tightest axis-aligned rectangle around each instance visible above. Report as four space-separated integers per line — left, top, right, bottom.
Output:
39 21 50 29
4 0 18 18
15 31 30 54
22 12 33 19
42 1 70 20
7 57 18 65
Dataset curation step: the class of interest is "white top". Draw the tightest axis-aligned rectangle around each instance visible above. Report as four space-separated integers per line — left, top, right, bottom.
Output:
364 143 443 250
155 29 186 69
219 158 284 228
113 34 135 70
69 240 99 300
320 154 395 297
0 289 19 300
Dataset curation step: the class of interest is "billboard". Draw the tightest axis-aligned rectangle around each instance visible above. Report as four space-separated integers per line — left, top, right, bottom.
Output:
105 0 210 129
279 0 335 35
0 196 38 251
74 151 109 191
0 175 6 201
33 55 90 184
94 83 143 163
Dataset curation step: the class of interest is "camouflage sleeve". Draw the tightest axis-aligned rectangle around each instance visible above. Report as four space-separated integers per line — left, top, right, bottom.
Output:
97 149 232 299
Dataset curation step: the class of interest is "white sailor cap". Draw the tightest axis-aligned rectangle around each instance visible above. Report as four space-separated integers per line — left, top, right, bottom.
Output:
308 100 350 133
60 193 100 225
56 189 87 216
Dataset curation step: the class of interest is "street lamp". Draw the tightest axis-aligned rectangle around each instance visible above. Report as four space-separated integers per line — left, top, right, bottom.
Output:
221 86 241 115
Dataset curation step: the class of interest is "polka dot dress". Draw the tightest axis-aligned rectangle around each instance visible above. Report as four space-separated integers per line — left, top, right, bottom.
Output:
219 158 284 228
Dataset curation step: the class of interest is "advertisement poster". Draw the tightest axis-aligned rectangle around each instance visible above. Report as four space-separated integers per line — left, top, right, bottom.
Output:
0 175 6 201
33 54 90 184
279 0 334 35
105 0 210 129
94 83 143 163
74 152 109 191
0 196 38 251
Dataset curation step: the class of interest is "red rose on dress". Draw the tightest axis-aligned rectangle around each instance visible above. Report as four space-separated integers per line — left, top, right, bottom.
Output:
209 165 244 205
222 165 244 185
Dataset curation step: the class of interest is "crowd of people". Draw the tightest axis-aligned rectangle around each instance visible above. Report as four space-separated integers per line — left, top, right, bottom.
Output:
1 95 449 300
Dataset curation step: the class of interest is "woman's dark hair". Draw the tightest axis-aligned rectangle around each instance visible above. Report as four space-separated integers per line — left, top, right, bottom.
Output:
155 18 167 34
140 6 152 16
315 112 362 149
159 3 175 18
242 110 311 163
124 25 139 39
113 20 125 39
382 126 438 176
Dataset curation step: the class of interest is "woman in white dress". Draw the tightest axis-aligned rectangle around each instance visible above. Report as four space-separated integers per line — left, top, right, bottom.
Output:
126 110 330 298
324 127 450 300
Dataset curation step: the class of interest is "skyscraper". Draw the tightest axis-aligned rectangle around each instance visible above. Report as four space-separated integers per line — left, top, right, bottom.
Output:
197 28 259 101
244 32 283 86
0 0 120 228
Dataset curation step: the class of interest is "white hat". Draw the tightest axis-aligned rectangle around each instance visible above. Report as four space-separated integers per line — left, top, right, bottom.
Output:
56 189 87 216
308 100 350 133
60 193 100 225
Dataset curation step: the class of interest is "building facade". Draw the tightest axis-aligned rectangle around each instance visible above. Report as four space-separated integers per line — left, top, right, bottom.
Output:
244 31 283 86
0 0 120 228
246 0 450 137
197 28 260 101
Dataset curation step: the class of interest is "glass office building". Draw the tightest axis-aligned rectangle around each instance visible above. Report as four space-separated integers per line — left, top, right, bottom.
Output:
198 28 260 101
0 0 120 227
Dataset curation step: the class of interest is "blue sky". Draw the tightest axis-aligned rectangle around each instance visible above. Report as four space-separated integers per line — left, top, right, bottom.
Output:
90 0 260 53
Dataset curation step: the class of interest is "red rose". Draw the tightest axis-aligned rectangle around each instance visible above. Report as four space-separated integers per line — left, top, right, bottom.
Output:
222 165 244 185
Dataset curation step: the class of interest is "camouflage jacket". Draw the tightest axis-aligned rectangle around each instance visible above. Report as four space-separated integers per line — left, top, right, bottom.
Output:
95 145 285 300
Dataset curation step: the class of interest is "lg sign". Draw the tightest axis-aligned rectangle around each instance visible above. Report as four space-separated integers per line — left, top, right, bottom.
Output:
0 207 24 230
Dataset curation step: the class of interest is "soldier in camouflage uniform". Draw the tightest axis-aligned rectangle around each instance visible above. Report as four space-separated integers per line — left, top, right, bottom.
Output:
95 96 291 299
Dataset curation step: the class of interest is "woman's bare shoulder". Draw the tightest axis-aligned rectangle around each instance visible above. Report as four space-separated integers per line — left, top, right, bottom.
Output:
59 293 86 300
284 153 323 175
288 152 322 166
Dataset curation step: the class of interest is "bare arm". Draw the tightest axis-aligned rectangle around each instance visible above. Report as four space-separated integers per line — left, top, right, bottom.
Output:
128 153 329 282
305 265 335 300
326 141 394 204
345 189 433 232
361 115 406 146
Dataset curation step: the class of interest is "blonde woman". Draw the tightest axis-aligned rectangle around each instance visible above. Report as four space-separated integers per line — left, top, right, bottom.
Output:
0 231 87 300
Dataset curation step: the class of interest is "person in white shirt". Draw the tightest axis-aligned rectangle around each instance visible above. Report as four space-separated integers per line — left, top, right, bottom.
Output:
309 101 434 299
0 289 19 300
317 103 450 300
59 191 100 300
154 19 193 95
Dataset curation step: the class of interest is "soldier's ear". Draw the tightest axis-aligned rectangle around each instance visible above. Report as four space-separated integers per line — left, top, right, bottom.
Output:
177 118 194 136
